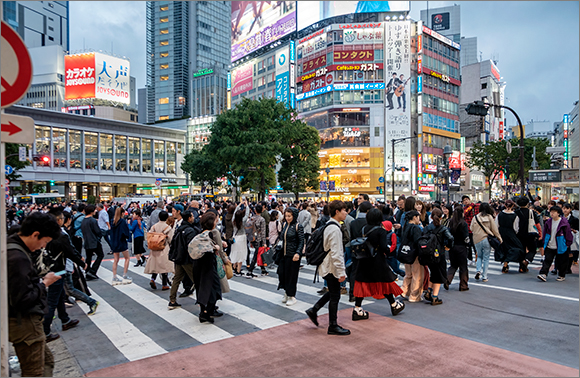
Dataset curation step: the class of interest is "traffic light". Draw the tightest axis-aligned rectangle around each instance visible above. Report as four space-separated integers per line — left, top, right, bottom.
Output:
32 155 50 163
50 180 55 186
465 101 489 116
379 188 383 194
399 167 408 172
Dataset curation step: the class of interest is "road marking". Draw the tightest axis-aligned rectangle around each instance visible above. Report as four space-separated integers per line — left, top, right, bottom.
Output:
468 282 579 302
79 291 167 361
97 266 235 344
121 262 288 330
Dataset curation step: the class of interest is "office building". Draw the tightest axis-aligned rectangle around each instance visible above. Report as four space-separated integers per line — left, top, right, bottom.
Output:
146 1 230 122
420 4 460 43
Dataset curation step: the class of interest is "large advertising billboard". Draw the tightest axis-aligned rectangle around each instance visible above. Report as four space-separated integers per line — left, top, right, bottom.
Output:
65 52 130 104
385 21 411 170
231 1 297 63
276 46 290 105
297 1 410 31
231 60 254 97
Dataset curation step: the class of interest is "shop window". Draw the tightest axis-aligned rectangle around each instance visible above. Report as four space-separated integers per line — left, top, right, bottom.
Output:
52 128 67 168
154 140 165 173
69 130 82 169
142 140 152 173
128 137 140 172
100 134 113 171
159 97 169 104
115 135 127 172
167 142 176 174
35 126 51 167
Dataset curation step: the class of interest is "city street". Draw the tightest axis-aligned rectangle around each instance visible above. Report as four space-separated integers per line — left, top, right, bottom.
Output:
38 250 579 377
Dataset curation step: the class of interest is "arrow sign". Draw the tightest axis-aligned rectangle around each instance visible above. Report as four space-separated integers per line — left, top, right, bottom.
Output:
1 114 34 144
5 165 13 175
378 176 385 183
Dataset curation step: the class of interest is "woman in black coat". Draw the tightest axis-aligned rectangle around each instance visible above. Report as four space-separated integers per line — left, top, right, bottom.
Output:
277 207 304 306
497 200 525 273
352 209 405 321
446 206 469 291
424 208 454 305
192 212 223 323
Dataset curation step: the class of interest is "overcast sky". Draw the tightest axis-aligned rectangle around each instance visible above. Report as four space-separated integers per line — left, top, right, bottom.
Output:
70 1 579 126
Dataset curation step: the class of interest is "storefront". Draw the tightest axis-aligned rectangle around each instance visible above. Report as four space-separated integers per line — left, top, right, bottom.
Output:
529 169 579 204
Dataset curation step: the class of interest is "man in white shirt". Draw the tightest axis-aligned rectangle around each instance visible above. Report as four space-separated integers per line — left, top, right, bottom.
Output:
96 203 111 249
305 200 350 336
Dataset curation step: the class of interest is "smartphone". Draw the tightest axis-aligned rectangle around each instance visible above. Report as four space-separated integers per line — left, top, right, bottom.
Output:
53 270 67 276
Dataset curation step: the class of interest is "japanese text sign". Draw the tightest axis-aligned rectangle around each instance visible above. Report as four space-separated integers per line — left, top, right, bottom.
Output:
332 49 374 62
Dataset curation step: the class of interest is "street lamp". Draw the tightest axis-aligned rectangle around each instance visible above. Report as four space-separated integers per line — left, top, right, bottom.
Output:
443 145 452 204
390 133 418 202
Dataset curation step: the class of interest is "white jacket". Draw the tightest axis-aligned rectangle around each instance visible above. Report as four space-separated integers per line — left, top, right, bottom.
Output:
297 209 312 234
318 218 346 279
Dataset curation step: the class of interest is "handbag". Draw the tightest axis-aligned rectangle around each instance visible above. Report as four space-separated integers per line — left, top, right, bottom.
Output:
397 224 417 265
475 214 501 251
216 254 226 279
527 210 539 236
224 260 234 279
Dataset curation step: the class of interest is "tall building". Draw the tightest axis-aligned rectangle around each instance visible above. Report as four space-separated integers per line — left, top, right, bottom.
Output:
420 4 460 43
2 1 69 50
146 1 230 122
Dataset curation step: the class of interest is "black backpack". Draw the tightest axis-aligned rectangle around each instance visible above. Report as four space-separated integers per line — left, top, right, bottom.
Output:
417 226 444 266
305 221 341 283
397 223 418 265
350 226 381 260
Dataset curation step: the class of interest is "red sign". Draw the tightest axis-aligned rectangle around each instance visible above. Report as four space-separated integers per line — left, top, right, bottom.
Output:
338 23 382 29
299 29 325 44
1 20 33 108
418 35 423 54
417 56 422 74
491 64 500 81
231 62 253 97
64 53 96 100
499 120 504 140
424 164 437 173
302 76 329 92
298 63 383 83
418 154 423 183
449 151 461 169
419 184 435 192
333 50 374 62
302 55 327 73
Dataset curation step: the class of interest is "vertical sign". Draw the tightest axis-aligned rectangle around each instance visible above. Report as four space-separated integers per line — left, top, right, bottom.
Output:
499 120 504 140
563 114 569 163
276 46 290 106
417 153 422 184
385 21 412 170
227 71 231 90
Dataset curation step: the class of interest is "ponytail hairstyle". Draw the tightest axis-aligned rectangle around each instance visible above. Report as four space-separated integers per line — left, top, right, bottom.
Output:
431 207 442 227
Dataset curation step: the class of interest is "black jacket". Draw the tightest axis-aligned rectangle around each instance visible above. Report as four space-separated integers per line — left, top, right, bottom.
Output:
281 207 305 257
81 216 102 250
169 220 198 265
424 223 455 249
350 216 368 241
355 227 398 284
7 234 47 318
45 229 85 273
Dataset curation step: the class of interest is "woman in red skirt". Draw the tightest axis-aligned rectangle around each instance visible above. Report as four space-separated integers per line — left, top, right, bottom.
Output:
352 208 405 320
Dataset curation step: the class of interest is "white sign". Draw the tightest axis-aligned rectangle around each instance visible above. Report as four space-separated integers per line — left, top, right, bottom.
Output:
342 26 384 45
94 52 130 104
18 146 26 162
343 127 361 137
1 114 35 144
155 179 162 188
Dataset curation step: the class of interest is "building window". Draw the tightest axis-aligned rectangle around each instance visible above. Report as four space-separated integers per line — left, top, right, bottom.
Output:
160 28 169 35
160 17 169 23
52 128 67 168
178 96 185 106
159 97 169 104
142 139 152 173
158 115 169 121
154 141 165 173
100 134 113 171
85 132 98 170
128 137 140 172
160 63 169 69
160 5 168 11
160 40 169 46
69 130 82 169
160 52 169 58
35 126 51 167
115 135 127 171
160 75 169 81
167 142 176 174
481 83 487 89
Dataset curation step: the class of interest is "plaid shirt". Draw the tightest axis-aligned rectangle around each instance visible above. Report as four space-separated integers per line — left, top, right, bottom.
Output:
463 203 480 233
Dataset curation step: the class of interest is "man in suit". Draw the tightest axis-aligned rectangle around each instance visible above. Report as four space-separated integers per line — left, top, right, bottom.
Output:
386 73 397 110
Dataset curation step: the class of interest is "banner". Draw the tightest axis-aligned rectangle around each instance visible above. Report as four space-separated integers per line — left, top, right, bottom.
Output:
231 61 254 97
332 49 374 62
276 47 290 105
65 53 96 100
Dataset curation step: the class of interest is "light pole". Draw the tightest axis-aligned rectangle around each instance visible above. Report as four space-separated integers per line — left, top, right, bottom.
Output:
391 133 418 202
443 145 452 204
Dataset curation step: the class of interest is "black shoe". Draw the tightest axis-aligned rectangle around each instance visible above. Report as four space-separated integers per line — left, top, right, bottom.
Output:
179 290 193 298
168 302 182 310
431 297 443 306
133 261 142 267
423 290 433 302
474 271 481 280
305 308 319 326
459 287 469 292
317 287 329 295
210 310 224 317
199 312 214 323
551 269 557 275
62 319 79 331
85 272 98 280
352 308 369 321
390 300 405 316
328 325 350 335
150 280 157 290
348 294 355 302
46 333 60 343
245 272 257 279
443 281 449 291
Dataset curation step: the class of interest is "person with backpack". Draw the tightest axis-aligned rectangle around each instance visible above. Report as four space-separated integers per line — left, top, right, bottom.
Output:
168 211 198 309
350 208 405 320
538 206 574 282
419 208 454 305
144 211 174 290
305 200 350 336
277 207 305 306
130 209 147 267
383 219 405 278
399 210 424 302
444 206 469 292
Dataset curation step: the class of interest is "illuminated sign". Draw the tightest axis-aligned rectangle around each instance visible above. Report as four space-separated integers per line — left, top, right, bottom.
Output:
333 83 384 90
490 61 501 82
193 68 213 78
418 55 422 74
449 151 461 169
417 75 423 94
338 23 382 30
431 12 450 32
342 108 361 112
419 184 435 192
289 40 295 63
422 25 460 50
296 84 332 100
341 149 364 155
333 49 374 62
347 169 358 174
298 63 383 83
343 127 361 137
430 71 450 82
342 25 383 45
424 164 437 173
417 154 422 183
299 28 325 44
422 67 460 86
417 34 423 54
302 55 327 73
563 114 569 161
61 105 94 112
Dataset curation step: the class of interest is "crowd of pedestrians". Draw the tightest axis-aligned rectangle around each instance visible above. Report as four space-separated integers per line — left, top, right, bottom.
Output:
6 193 579 374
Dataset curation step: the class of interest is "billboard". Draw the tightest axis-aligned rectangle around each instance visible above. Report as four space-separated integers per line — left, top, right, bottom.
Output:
297 1 410 31
231 60 254 97
276 47 290 105
385 21 412 169
65 52 130 104
231 1 297 63
431 12 450 32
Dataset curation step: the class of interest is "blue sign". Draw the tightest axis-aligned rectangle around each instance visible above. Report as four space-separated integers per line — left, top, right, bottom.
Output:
564 114 569 123
227 72 231 90
289 40 295 63
328 181 335 191
417 76 422 94
276 70 290 106
296 85 333 101
334 83 385 91
5 165 13 175
278 53 286 66
320 181 328 191
378 176 385 183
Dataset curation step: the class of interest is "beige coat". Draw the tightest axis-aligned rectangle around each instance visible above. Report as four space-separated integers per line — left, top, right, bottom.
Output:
317 218 346 279
471 213 503 245
144 221 175 274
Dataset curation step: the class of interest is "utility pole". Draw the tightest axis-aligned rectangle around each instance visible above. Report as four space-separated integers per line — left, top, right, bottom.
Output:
391 133 419 202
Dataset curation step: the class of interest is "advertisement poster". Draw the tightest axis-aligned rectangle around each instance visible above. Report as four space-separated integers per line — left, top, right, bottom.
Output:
431 12 450 32
297 1 410 31
342 25 383 45
65 53 96 100
276 47 290 105
231 1 297 62
231 61 254 97
385 21 411 169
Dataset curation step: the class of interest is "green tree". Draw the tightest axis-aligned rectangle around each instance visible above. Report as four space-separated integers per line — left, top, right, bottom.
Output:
5 143 31 182
466 140 508 199
240 168 277 194
278 120 321 200
181 147 226 193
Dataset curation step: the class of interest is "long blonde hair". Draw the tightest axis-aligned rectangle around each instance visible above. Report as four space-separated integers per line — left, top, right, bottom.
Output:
113 207 124 226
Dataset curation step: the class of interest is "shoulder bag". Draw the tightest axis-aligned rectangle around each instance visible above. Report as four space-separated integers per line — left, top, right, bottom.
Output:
475 214 501 251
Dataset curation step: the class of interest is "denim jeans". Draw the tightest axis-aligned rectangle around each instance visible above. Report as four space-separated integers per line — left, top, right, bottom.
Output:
63 272 96 306
387 256 405 276
475 238 491 280
43 278 70 335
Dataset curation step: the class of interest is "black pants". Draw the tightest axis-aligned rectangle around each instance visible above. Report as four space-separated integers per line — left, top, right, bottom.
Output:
151 273 170 286
568 249 579 271
200 302 216 315
43 278 69 335
540 248 568 277
346 260 357 296
519 235 538 263
277 256 300 297
386 92 394 108
313 274 341 326
71 235 83 254
247 241 265 272
86 243 104 275
182 273 194 292
397 93 406 110
447 245 469 290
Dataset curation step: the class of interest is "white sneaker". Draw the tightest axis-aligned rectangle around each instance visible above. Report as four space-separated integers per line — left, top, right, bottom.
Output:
122 275 133 284
112 276 123 286
286 296 297 306
282 294 288 303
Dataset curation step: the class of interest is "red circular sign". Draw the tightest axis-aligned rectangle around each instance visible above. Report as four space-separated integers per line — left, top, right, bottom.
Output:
326 74 333 85
1 20 33 108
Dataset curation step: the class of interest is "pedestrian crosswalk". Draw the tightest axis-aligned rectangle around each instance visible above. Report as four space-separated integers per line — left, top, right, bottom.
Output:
67 256 547 372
